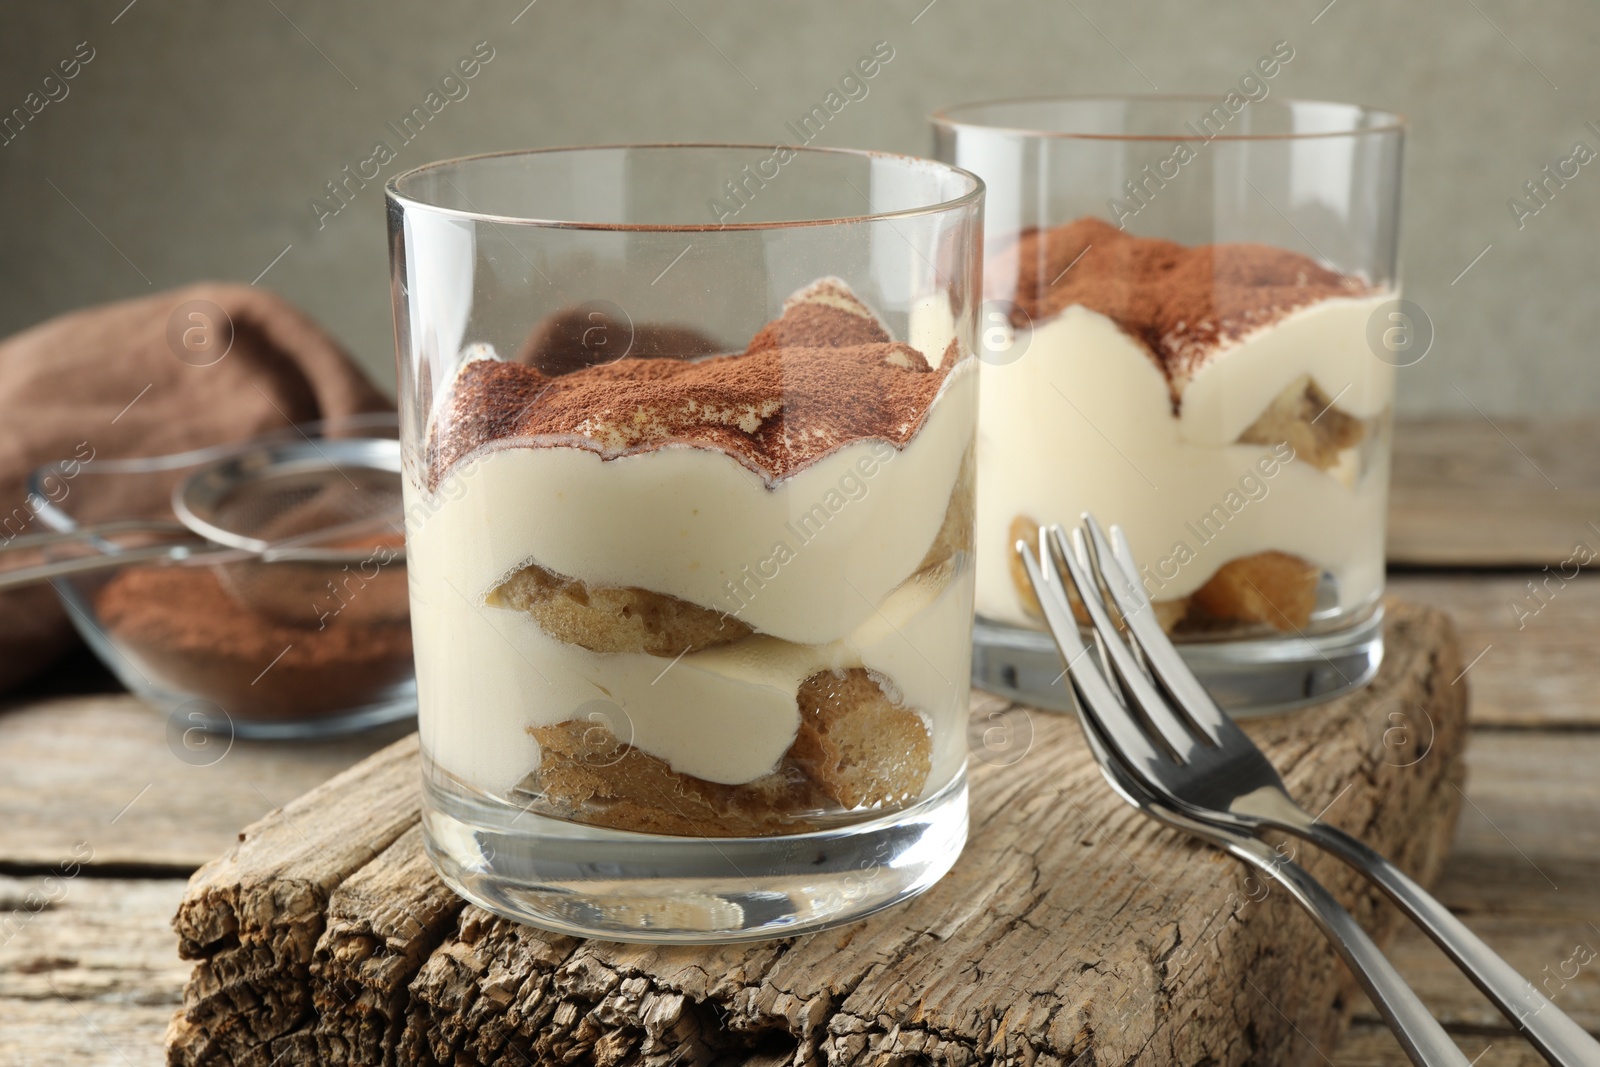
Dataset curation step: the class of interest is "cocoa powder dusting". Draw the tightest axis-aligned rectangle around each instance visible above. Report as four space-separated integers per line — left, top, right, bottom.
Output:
95 558 412 720
430 279 954 487
1002 217 1375 394
745 303 890 352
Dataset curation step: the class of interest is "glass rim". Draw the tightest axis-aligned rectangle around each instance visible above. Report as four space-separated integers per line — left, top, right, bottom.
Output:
385 143 985 232
930 94 1406 143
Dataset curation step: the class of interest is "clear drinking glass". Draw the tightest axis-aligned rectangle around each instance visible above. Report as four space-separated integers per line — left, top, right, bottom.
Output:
387 145 983 941
933 96 1405 714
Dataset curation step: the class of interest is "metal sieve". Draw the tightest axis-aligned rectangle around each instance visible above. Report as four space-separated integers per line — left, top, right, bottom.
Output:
1 437 406 618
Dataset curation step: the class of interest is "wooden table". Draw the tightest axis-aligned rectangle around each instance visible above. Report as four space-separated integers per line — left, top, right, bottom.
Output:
3 418 1597 1067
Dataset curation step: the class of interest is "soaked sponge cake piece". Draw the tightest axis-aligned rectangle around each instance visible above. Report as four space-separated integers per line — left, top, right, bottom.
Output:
915 443 975 578
1003 517 1308 634
528 720 816 837
489 563 751 656
1236 375 1365 472
1185 549 1321 631
527 668 932 836
790 668 932 811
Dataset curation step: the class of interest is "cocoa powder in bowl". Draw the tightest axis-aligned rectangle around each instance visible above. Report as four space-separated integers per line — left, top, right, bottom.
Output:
94 548 412 721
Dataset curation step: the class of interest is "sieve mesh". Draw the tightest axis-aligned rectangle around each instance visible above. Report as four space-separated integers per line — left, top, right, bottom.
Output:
173 439 404 558
206 466 403 549
171 438 409 626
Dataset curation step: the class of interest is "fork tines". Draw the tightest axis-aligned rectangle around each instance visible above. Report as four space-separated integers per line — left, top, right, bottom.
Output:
1018 516 1253 773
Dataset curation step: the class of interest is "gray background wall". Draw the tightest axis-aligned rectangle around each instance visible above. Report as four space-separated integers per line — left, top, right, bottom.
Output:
1 1 1594 416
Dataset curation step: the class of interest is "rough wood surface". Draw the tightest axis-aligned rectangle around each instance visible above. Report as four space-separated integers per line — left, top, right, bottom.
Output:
1347 728 1600 1053
0 877 189 1067
164 602 1468 1066
0 693 412 872
0 999 174 1067
167 738 422 1066
1339 836 1600 1066
314 824 465 1064
1335 1027 1535 1067
1389 418 1600 567
1389 574 1600 728
0 877 189 1003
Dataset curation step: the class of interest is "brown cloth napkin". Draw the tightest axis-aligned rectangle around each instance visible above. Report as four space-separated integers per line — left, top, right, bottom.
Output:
0 283 390 693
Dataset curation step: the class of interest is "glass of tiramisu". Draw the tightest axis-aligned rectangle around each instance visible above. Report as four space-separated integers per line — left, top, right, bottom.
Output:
387 146 983 940
934 94 1406 713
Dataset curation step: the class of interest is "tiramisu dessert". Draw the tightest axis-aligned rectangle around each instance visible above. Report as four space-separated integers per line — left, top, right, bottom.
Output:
406 280 976 837
978 217 1394 636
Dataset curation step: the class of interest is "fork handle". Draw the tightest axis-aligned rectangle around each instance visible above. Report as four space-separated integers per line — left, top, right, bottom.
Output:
1296 820 1600 1067
1206 824 1470 1064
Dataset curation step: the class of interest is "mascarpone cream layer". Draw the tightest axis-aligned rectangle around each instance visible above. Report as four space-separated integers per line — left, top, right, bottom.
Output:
407 359 977 795
975 295 1394 628
409 560 972 796
414 358 975 645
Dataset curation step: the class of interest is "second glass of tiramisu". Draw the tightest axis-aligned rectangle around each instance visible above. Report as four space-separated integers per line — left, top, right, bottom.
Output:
934 93 1406 712
388 146 982 941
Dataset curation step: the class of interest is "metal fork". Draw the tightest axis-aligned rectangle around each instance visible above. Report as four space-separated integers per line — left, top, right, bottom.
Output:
1069 666 1470 1065
1018 516 1600 1067
1019 529 1467 1066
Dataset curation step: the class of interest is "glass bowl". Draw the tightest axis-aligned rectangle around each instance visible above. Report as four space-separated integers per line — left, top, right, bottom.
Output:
28 413 416 739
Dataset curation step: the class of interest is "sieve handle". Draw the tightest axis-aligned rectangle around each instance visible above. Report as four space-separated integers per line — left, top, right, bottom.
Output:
0 544 241 590
0 520 191 553
0 521 227 592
